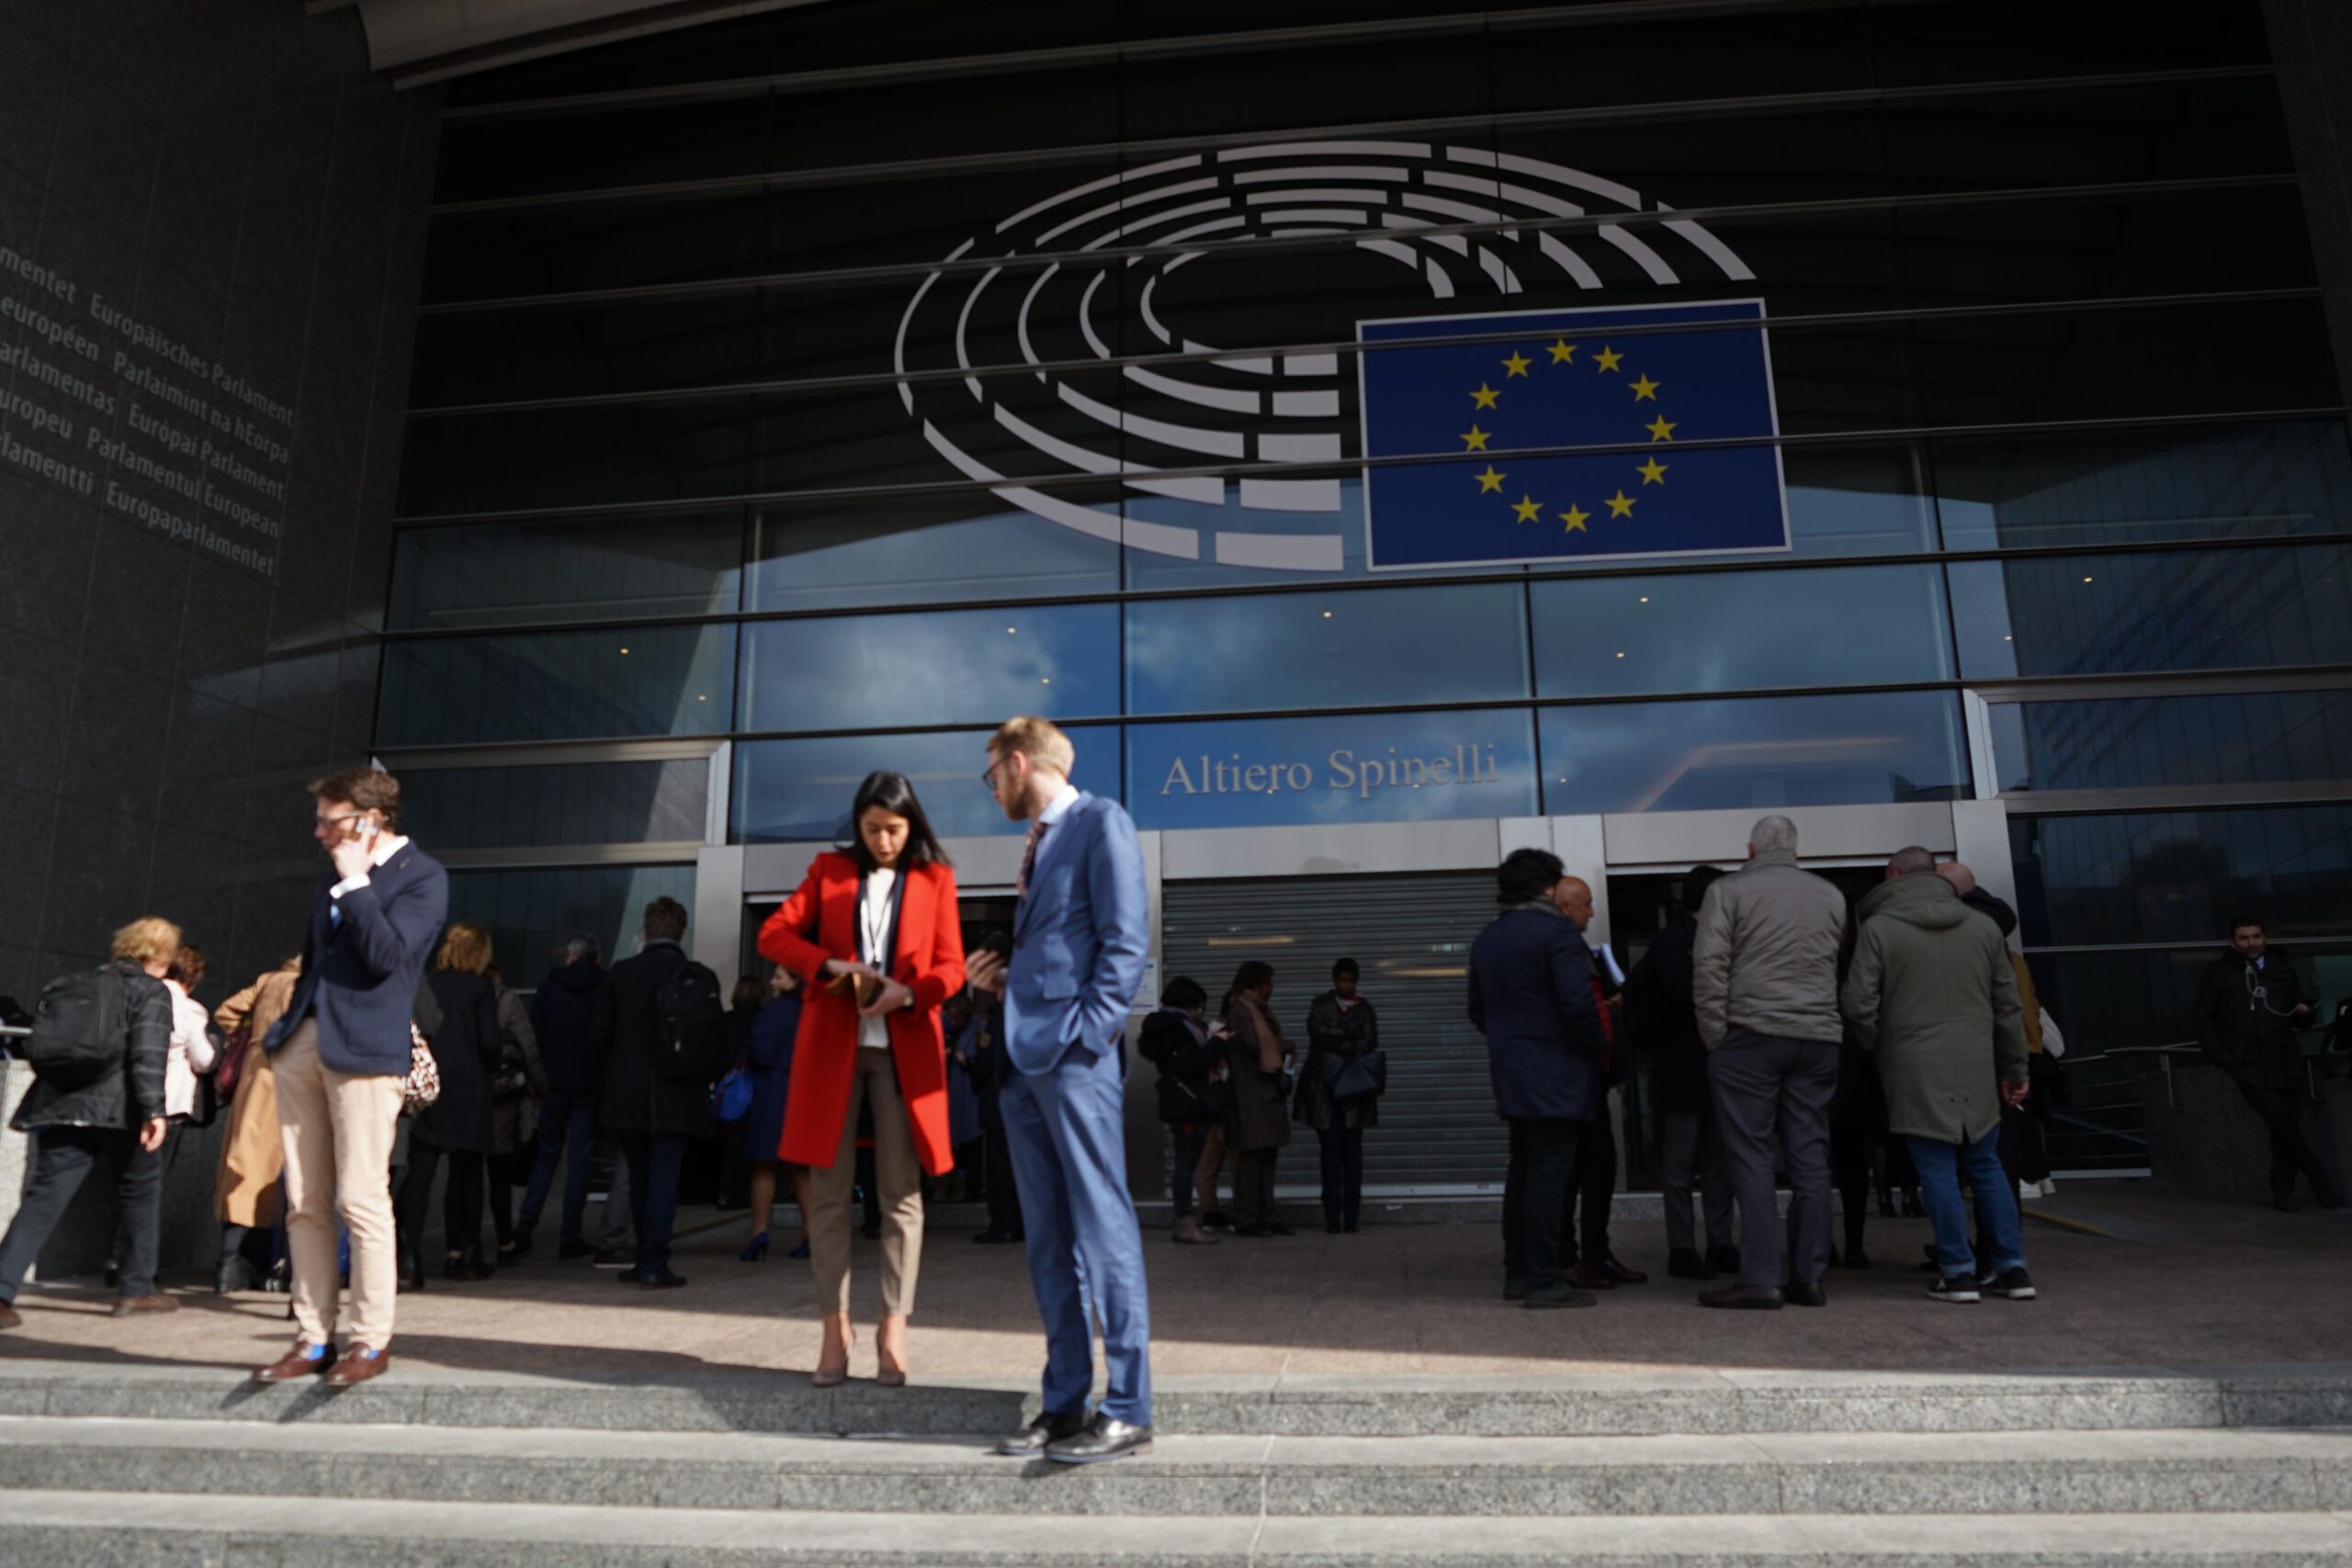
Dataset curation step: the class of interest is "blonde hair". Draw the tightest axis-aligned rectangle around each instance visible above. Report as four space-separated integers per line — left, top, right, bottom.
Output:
435 921 493 975
989 715 1076 776
111 918 182 967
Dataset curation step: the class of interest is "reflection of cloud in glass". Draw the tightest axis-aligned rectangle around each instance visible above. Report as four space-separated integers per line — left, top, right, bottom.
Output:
742 605 1118 732
736 729 1116 842
751 497 1119 613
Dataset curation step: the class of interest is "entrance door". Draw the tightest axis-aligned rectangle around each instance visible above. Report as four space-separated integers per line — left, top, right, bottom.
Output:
1161 872 1504 1191
1605 866 1881 1190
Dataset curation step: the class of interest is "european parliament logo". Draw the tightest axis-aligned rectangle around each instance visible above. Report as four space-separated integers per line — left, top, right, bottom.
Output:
1361 299 1790 570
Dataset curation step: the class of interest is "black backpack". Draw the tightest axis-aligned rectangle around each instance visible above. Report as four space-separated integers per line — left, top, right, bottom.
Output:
653 959 729 1084
24 968 125 1091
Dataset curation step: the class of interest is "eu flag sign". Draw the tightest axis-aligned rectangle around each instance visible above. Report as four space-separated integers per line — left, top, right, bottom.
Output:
1360 299 1789 571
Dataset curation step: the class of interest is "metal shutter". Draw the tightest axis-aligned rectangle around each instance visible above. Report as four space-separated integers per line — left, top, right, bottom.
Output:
1161 872 1506 1192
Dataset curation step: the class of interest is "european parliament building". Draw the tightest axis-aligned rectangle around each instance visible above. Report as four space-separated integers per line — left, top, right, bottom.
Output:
11 0 2346 1208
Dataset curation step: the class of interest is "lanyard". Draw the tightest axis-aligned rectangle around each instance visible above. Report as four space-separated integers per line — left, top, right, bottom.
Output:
860 874 897 968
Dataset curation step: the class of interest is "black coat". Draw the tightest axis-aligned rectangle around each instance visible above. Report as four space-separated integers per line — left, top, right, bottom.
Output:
529 957 606 1100
1295 990 1380 1133
1623 909 1709 1118
11 962 170 1133
1139 1006 1221 1127
958 998 1010 1133
417 969 502 1154
1468 907 1609 1123
2194 947 2315 1090
595 941 714 1140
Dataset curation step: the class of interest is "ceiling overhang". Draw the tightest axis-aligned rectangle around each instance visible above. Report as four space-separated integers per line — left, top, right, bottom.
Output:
330 0 836 89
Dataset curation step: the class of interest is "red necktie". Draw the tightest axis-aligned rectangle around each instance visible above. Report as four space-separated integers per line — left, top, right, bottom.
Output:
1017 819 1046 897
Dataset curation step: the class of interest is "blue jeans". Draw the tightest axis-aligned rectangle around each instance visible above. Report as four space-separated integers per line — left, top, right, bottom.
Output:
615 1131 688 1274
517 1090 597 1247
1905 1127 2026 1280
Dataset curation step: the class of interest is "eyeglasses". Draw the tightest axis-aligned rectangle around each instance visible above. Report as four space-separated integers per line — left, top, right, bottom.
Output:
315 811 367 829
979 758 1009 793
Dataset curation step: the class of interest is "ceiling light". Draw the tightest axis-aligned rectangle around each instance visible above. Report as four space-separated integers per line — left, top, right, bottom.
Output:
619 647 630 655
1638 595 1649 604
2082 576 2094 584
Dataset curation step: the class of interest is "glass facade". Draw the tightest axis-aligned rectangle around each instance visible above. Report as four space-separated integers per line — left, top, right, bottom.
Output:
379 2 2352 1169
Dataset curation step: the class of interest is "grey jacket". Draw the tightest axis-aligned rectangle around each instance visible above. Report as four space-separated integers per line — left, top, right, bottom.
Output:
1691 851 1849 1047
1840 872 2027 1145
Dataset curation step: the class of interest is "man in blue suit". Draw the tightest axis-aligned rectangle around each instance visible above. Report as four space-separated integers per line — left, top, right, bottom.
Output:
966 716 1154 1465
251 768 447 1388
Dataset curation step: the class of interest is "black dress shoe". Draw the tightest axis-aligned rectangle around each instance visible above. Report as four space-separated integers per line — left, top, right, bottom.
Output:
1046 1414 1154 1465
1264 1221 1296 1237
1704 1246 1742 1277
1502 1274 1529 1302
557 1239 595 1260
1666 1248 1713 1281
1199 1211 1235 1231
1233 1224 1274 1238
1784 1279 1827 1308
997 1409 1088 1456
635 1268 689 1289
1699 1284 1784 1310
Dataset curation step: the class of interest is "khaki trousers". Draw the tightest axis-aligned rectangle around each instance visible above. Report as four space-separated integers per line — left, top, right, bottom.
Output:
806 1047 923 1316
274 1020 405 1348
1193 1122 1234 1214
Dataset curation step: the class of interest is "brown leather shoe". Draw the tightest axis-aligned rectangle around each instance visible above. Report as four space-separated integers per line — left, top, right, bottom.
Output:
1599 1257 1648 1286
253 1343 336 1382
0 1302 19 1330
1566 1264 1617 1291
324 1344 391 1386
112 1293 179 1317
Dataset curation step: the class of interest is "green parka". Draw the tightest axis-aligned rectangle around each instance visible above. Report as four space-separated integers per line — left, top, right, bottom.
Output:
1840 873 2028 1145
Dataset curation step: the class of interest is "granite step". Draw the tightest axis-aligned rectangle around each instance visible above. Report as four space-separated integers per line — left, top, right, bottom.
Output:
0 1417 2346 1517
8 1491 2352 1566
3 1359 2348 1438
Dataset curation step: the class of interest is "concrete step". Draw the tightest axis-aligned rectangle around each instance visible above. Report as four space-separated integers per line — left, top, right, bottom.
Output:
8 1491 2352 1565
0 1417 2346 1517
5 1359 2349 1438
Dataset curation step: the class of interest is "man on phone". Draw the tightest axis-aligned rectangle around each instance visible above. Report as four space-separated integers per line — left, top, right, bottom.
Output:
253 768 447 1387
966 716 1154 1465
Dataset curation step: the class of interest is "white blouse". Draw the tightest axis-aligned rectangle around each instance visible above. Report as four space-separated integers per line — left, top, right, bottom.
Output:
857 868 898 1050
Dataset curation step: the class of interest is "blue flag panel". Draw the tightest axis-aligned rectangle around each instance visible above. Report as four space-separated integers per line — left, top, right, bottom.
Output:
1360 299 1790 571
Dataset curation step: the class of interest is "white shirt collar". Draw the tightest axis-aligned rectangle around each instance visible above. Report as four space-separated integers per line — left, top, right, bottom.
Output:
371 832 410 868
1037 783 1080 827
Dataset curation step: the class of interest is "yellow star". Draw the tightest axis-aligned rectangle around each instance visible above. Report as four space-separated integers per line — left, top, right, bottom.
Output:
1645 416 1677 443
1501 351 1532 378
1605 490 1636 517
1593 345 1623 372
1637 457 1668 486
1631 374 1660 401
1546 339 1577 365
1511 494 1543 525
1461 424 1490 452
1469 383 1500 410
1475 465 1506 493
1559 504 1590 533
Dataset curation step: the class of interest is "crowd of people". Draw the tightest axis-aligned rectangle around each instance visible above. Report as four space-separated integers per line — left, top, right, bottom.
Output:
0 747 2337 1456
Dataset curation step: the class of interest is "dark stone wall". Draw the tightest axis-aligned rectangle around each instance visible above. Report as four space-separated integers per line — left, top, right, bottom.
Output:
0 2 436 1275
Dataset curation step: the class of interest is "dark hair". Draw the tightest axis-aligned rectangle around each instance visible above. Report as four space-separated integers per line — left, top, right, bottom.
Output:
1497 847 1565 905
1222 961 1274 1013
2229 916 2264 936
167 943 207 990
311 766 401 829
643 896 688 942
731 975 765 1011
1682 864 1724 912
1331 957 1360 982
844 770 952 873
1160 975 1207 1011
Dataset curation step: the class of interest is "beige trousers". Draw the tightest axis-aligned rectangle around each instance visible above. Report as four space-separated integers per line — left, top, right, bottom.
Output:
806 1047 923 1316
1194 1122 1235 1214
274 1020 405 1348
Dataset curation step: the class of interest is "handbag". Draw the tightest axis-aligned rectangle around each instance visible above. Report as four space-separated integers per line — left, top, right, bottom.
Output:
401 1023 441 1115
212 1021 253 1102
490 1039 530 1100
712 1066 754 1122
1320 1048 1388 1101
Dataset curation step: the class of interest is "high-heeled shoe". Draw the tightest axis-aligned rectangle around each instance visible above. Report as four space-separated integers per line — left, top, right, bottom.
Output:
788 1236 810 1259
740 1232 770 1262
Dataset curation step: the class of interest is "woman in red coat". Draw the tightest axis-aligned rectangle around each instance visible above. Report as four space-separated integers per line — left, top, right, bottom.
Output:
757 770 965 1388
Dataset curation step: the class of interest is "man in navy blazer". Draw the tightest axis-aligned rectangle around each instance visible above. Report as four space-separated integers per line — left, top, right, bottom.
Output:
1469 847 1611 1312
966 716 1154 1465
252 768 447 1388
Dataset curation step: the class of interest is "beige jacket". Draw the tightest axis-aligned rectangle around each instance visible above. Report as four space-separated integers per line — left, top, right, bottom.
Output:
1691 850 1849 1047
